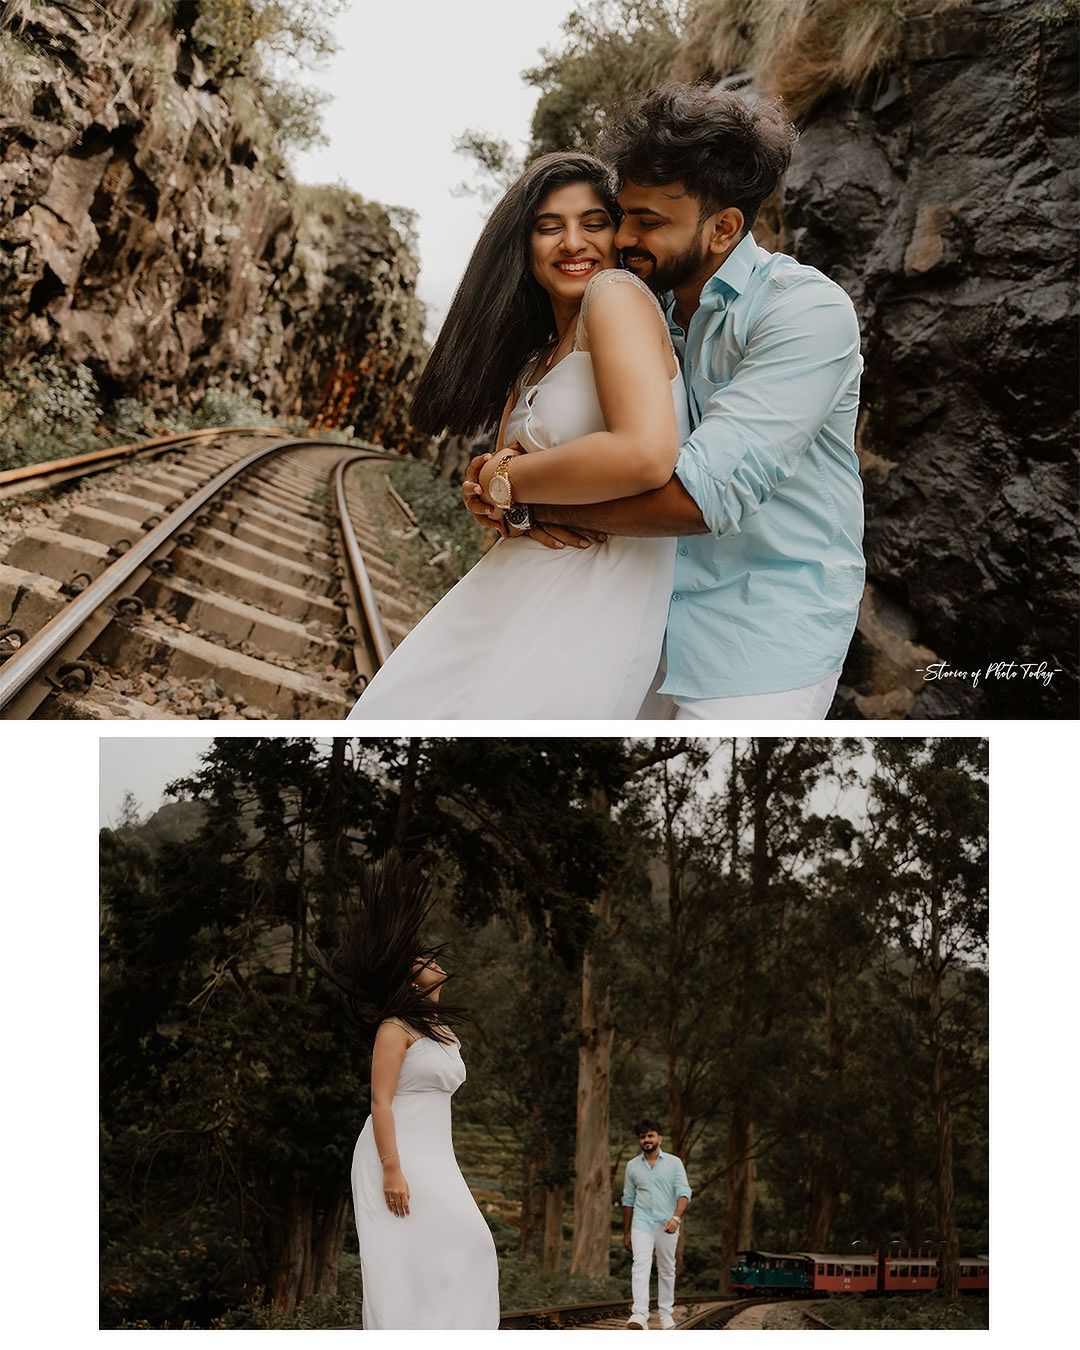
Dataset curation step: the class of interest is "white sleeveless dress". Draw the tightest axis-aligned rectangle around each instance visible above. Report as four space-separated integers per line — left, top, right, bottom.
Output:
348 269 690 720
352 1033 499 1329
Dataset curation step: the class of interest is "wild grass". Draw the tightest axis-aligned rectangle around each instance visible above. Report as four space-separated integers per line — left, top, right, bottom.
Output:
673 0 970 118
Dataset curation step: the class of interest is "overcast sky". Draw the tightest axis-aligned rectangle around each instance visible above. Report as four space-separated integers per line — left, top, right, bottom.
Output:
98 736 875 830
288 0 580 336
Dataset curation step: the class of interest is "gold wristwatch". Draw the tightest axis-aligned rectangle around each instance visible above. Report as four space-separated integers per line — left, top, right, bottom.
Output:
488 453 515 509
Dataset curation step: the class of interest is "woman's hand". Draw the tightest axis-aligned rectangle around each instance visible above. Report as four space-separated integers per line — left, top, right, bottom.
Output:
477 444 523 504
383 1164 410 1217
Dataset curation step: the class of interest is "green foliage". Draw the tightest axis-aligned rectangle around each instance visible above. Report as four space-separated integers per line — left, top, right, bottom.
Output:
188 384 270 428
192 1 344 156
525 0 688 157
453 130 524 204
454 1 687 198
0 25 56 120
817 1293 988 1330
0 355 100 470
497 1257 625 1309
384 457 487 592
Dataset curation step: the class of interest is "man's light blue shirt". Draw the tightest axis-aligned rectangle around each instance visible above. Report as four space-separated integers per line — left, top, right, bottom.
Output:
621 1149 692 1233
663 232 865 699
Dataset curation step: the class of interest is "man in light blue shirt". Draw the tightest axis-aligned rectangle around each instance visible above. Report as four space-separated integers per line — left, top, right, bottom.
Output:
621 1119 692 1330
528 84 866 718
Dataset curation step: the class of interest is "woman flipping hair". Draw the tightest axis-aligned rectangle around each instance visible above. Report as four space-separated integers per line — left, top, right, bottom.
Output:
317 854 499 1329
348 150 688 720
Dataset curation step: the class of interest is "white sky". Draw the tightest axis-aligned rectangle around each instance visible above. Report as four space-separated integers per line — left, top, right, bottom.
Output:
288 0 581 337
98 735 874 829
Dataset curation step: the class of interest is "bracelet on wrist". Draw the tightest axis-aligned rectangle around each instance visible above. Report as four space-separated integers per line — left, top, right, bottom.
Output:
380 1152 399 1165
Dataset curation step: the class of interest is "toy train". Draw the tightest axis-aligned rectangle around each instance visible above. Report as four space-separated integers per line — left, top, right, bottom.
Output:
730 1249 989 1296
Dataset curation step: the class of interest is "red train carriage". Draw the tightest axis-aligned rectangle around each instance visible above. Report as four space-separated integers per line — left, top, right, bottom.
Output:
796 1253 879 1294
879 1249 939 1292
958 1257 989 1293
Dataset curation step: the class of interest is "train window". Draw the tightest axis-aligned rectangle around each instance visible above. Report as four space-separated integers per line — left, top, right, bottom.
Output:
818 1264 824 1275
899 1265 909 1277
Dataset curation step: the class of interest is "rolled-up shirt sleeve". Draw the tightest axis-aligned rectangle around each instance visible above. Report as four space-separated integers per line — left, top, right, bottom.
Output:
621 1162 637 1209
674 279 862 538
675 1157 692 1203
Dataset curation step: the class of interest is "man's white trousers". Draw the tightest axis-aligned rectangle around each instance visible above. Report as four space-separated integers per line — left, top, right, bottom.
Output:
631 1223 679 1319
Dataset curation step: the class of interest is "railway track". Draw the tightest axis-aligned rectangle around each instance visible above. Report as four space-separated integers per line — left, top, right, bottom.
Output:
0 429 439 719
497 1294 764 1330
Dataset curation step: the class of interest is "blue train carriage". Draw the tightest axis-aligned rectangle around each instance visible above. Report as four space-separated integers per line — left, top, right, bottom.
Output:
794 1252 879 1294
729 1250 813 1294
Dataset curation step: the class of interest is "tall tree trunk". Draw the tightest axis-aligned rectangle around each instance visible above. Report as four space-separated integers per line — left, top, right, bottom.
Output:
518 1149 540 1259
312 1192 349 1294
570 936 614 1275
272 1177 315 1311
930 894 959 1296
570 781 615 1277
806 1161 835 1251
391 737 421 852
719 1103 756 1292
542 1183 565 1274
807 973 842 1249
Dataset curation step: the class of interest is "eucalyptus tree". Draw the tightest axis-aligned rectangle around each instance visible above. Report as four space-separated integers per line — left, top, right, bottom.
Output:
708 738 857 1291
866 739 988 1296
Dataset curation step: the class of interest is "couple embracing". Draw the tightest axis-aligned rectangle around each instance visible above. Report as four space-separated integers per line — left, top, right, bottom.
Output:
350 83 865 722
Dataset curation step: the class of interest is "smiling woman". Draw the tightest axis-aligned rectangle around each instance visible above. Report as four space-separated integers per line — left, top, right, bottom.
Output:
347 151 690 720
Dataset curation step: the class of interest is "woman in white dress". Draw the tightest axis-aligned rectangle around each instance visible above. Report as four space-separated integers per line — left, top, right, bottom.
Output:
318 855 499 1329
348 151 689 719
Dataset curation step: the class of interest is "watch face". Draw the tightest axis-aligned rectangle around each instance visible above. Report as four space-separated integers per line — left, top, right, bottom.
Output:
490 474 512 507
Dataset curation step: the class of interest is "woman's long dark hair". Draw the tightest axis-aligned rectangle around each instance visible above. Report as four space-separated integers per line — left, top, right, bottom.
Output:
313 853 467 1047
410 151 621 439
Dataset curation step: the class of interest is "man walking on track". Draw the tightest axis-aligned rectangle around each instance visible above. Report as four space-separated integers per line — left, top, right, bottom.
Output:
622 1119 692 1330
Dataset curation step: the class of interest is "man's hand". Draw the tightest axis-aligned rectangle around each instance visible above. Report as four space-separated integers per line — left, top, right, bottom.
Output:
623 1231 633 1252
663 1218 680 1234
530 523 608 550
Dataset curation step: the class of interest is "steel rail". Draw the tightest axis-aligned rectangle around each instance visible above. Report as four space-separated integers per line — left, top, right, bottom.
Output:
0 436 390 715
497 1291 735 1331
0 425 292 501
677 1296 775 1330
334 454 395 669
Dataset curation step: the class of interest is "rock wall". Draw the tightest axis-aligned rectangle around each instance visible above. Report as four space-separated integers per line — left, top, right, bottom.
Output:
682 0 1078 718
0 1 427 447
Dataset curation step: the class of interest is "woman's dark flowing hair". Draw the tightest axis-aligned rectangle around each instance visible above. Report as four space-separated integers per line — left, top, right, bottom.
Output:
313 853 467 1047
410 151 621 440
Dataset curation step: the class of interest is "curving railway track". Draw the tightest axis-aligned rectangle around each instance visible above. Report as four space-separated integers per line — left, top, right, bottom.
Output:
0 429 438 719
497 1294 781 1330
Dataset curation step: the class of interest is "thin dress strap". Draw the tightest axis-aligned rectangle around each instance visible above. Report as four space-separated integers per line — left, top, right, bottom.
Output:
572 267 675 361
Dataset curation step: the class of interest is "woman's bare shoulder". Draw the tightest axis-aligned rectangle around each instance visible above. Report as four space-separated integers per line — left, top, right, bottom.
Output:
377 1017 418 1046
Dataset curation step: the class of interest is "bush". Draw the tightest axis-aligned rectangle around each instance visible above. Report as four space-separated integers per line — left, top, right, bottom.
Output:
215 1253 365 1329
0 356 101 470
817 1292 989 1331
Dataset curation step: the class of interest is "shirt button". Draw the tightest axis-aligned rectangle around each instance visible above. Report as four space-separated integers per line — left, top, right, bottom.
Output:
672 593 682 602
678 546 688 556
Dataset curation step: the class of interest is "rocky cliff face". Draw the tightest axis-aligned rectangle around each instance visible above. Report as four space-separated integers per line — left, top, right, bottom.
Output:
0 1 427 446
682 0 1078 718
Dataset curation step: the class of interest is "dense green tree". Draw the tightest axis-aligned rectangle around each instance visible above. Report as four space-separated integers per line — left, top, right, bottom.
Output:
866 740 988 1295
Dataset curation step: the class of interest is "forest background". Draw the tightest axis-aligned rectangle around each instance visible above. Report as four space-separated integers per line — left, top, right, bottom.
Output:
99 735 988 1329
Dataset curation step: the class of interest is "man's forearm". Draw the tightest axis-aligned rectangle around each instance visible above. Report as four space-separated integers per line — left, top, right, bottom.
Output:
623 1205 634 1234
533 476 709 538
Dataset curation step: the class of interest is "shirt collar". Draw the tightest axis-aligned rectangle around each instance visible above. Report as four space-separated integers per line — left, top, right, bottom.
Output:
640 1147 666 1162
664 231 759 322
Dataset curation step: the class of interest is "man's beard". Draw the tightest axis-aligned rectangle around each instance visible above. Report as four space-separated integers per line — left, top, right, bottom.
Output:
622 229 711 295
